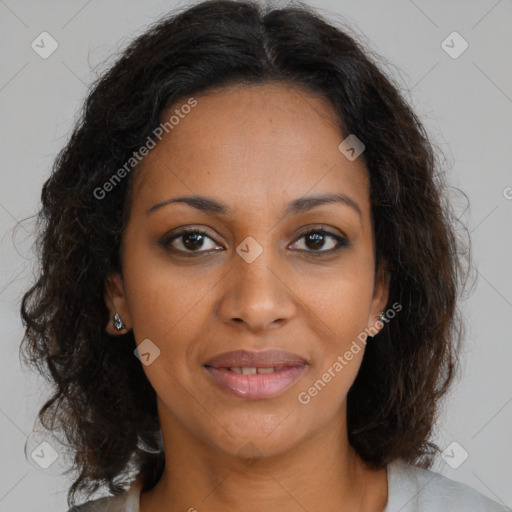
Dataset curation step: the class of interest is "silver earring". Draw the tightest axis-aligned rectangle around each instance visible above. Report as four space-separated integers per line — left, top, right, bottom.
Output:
113 311 126 331
377 311 387 323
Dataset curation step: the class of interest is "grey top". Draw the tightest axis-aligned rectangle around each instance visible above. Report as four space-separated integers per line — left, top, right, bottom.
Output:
67 458 510 511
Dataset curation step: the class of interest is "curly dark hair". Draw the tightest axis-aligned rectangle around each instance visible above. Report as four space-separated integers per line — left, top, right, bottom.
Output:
20 0 469 506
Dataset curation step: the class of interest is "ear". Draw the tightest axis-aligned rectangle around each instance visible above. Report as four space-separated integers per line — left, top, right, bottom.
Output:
367 262 390 333
104 272 132 336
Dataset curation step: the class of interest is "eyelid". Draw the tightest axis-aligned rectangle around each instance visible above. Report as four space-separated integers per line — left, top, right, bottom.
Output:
292 224 345 241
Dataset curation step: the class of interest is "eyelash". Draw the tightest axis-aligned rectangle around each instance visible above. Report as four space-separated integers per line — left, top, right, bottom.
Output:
159 227 348 257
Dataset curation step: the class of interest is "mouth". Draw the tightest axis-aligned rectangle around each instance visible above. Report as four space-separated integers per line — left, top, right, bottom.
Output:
203 349 308 400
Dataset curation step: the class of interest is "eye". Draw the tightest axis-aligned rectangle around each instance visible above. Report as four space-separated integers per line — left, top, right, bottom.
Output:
290 227 348 254
160 226 348 257
160 229 223 255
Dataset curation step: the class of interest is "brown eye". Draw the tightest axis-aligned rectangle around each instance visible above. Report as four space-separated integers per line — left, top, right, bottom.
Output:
290 228 348 254
160 229 223 254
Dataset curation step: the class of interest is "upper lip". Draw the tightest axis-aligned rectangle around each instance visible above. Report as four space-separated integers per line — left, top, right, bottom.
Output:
204 349 308 369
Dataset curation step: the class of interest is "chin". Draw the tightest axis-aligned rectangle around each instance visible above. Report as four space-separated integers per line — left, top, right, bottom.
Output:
202 408 310 460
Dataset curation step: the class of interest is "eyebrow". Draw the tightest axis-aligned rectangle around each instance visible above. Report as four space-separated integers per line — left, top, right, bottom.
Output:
146 192 362 218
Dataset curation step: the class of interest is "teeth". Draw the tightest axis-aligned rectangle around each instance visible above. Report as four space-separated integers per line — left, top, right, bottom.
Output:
228 367 282 374
257 367 275 374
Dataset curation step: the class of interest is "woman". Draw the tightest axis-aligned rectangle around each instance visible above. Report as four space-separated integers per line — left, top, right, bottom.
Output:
20 0 508 510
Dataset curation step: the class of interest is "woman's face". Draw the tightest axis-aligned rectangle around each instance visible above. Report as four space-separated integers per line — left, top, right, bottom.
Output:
106 82 388 460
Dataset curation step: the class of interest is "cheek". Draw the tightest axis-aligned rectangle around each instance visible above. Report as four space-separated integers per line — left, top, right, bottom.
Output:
123 246 213 341
297 290 369 417
122 252 218 387
303 259 376 337
296 258 375 397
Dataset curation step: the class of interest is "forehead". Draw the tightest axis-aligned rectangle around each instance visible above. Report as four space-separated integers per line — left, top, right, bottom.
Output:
131 82 370 218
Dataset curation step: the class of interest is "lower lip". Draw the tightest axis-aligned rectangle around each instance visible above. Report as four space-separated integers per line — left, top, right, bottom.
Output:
204 365 307 400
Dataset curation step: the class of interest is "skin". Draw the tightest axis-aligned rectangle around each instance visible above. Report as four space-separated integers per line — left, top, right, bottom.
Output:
105 82 389 511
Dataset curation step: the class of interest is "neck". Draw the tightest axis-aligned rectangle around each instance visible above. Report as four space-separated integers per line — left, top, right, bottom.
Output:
139 405 388 511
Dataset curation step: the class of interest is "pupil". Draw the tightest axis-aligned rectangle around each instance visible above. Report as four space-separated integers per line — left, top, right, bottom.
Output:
184 233 204 250
307 232 324 250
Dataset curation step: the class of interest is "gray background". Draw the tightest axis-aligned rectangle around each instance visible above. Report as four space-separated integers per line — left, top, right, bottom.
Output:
0 0 511 510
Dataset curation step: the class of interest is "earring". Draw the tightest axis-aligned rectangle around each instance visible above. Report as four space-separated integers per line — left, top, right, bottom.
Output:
113 311 126 331
377 311 386 323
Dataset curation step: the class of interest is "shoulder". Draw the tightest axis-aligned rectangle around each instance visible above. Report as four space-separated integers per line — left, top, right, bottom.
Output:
385 458 510 512
65 475 143 512
66 494 126 511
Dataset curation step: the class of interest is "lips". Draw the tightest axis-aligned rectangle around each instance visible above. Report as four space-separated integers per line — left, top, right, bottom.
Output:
203 349 308 400
204 349 307 369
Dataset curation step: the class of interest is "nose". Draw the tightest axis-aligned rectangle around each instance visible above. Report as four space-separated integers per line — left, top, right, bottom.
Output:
216 243 296 333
